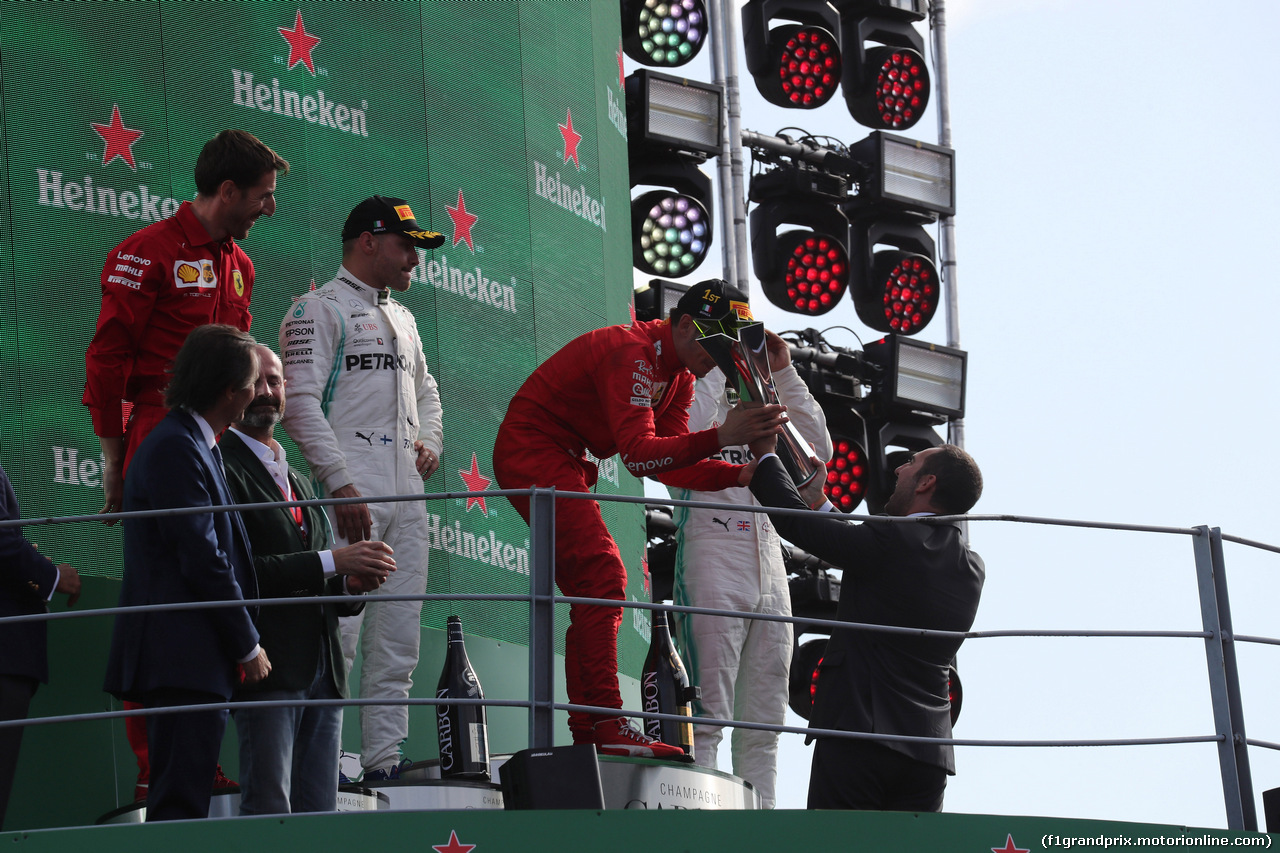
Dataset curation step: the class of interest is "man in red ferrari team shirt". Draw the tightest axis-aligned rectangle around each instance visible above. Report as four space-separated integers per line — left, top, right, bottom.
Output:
493 279 786 758
82 129 288 801
84 129 289 519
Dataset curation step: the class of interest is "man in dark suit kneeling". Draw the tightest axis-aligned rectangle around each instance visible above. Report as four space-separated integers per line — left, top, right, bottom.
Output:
104 324 272 821
223 345 396 815
743 433 985 812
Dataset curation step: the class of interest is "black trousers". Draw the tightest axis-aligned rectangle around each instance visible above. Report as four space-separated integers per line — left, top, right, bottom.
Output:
808 736 947 812
0 674 38 830
144 688 228 822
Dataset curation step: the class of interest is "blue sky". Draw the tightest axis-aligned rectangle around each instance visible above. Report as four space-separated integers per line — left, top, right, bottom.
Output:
639 0 1280 826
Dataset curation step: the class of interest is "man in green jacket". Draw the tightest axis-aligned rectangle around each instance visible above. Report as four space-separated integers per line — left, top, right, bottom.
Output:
222 344 396 815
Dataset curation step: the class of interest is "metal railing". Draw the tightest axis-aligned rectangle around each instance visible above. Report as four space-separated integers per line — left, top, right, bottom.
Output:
2 488 1276 831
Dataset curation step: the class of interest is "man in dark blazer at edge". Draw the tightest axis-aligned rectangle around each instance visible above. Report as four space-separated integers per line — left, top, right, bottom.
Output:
221 345 396 815
0 465 81 829
742 434 984 812
103 323 272 822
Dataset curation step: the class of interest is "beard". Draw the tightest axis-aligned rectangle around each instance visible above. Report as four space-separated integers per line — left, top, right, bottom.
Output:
239 398 283 429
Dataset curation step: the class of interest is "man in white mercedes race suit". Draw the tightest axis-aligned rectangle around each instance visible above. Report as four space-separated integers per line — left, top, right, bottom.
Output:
665 328 832 808
279 195 444 781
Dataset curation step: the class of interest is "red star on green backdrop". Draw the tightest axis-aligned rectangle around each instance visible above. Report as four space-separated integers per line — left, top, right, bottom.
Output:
431 830 476 853
458 453 491 515
279 10 321 74
992 834 1030 853
91 105 143 170
617 40 626 90
447 190 478 250
559 108 582 168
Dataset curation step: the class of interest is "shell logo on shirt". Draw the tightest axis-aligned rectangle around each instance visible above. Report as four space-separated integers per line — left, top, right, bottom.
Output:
174 260 216 289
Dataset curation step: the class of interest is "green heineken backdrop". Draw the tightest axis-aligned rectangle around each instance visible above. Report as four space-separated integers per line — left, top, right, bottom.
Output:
0 0 649 828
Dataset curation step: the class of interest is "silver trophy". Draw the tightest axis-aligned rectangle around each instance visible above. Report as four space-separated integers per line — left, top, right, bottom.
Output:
699 323 818 488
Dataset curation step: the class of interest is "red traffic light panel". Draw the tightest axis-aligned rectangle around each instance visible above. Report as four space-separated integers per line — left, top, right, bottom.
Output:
776 25 842 109
866 46 929 130
825 437 868 512
780 232 848 316
872 251 937 335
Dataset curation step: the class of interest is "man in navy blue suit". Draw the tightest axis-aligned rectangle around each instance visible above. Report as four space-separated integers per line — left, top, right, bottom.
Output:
744 437 984 812
0 464 81 829
103 323 272 821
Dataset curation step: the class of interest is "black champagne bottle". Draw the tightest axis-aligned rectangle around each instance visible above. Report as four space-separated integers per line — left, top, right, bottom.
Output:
436 616 491 780
640 609 697 757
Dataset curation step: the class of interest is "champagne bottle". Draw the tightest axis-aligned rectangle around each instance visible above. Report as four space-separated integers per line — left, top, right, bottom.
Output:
640 609 698 758
436 616 491 780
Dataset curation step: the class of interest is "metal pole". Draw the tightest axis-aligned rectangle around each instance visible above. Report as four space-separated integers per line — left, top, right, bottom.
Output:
719 0 753 295
709 0 738 287
930 0 965 453
1192 525 1251 830
527 487 557 749
1209 527 1258 830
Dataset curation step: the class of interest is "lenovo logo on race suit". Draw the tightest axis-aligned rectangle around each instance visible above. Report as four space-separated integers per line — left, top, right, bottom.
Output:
621 455 673 474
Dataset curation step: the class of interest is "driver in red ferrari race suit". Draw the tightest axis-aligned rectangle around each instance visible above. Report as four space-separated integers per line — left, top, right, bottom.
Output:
493 279 786 759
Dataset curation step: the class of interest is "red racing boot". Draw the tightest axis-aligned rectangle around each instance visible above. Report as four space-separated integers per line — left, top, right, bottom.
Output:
591 717 686 760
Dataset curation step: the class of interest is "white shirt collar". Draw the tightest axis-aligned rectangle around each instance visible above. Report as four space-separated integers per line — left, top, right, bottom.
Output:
335 265 388 305
229 428 281 465
190 411 217 449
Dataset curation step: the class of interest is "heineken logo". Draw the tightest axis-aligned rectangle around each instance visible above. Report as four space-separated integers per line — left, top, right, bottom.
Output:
456 452 492 515
410 250 518 315
34 104 176 220
559 108 582 168
532 161 606 231
278 10 321 75
233 12 369 135
446 190 477 250
232 71 368 137
424 511 529 576
91 105 144 171
37 169 180 221
607 87 627 140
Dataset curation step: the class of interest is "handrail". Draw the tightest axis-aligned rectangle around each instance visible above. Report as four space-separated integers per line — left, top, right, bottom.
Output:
2 487 1276 830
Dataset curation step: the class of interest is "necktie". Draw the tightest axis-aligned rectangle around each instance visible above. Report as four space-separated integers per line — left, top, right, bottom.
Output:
279 479 305 531
210 442 231 503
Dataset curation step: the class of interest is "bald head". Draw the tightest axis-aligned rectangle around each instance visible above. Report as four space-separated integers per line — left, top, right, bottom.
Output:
236 345 286 439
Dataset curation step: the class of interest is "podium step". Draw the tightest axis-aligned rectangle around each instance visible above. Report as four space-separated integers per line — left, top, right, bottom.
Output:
596 755 761 810
96 786 389 824
96 751 760 823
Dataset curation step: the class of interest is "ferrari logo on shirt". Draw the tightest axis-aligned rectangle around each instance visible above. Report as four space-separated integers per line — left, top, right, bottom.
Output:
233 270 245 297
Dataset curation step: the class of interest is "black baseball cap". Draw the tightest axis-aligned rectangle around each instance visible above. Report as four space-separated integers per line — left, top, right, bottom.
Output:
675 279 753 339
341 195 445 249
